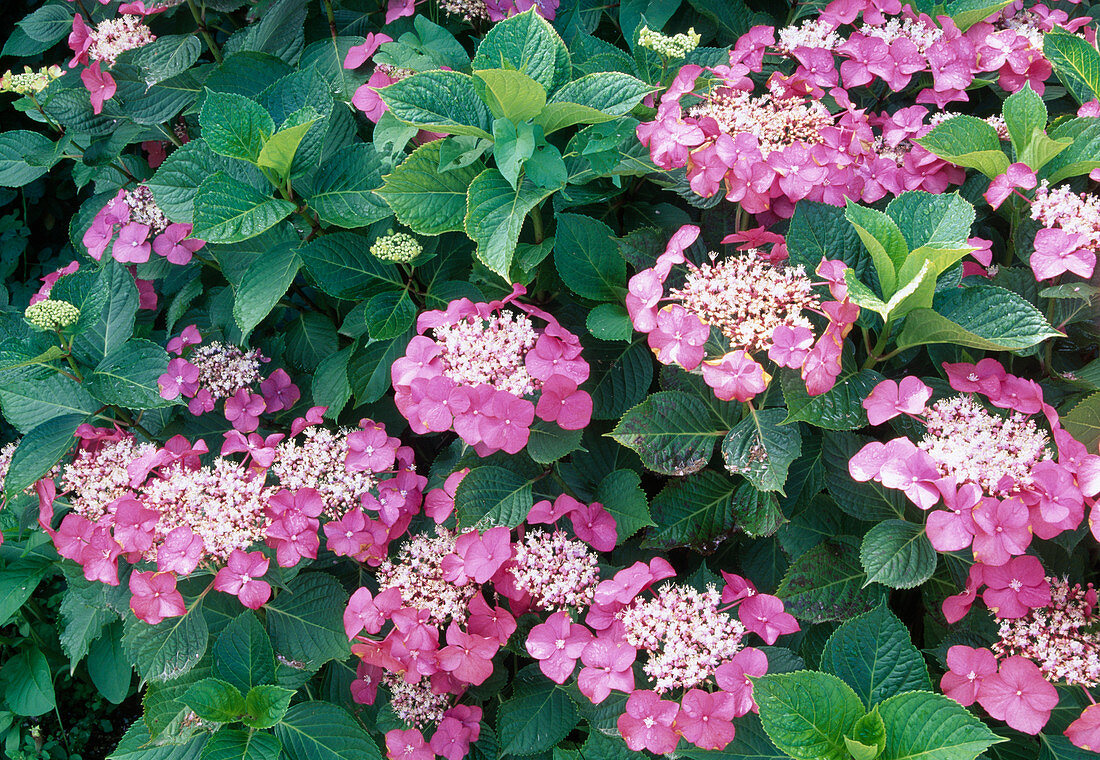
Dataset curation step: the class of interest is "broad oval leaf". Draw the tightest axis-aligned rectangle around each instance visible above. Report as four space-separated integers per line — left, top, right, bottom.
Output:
859 520 937 590
610 391 725 476
754 670 866 760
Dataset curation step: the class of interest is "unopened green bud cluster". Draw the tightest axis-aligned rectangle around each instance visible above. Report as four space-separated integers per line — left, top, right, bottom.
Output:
371 232 422 263
638 26 700 58
25 299 80 330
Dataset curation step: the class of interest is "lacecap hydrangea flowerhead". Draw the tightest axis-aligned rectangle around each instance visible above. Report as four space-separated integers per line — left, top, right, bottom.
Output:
626 224 860 402
391 284 592 456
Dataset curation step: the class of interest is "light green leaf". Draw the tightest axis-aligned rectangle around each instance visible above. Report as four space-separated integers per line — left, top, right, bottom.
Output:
454 466 535 529
465 168 556 281
1003 84 1047 158
473 68 547 122
722 407 802 493
536 73 653 133
471 9 571 92
859 520 937 590
945 0 1013 30
256 118 317 179
191 172 295 244
201 729 282 760
846 708 887 760
819 602 932 708
878 691 1003 760
845 202 908 296
754 671 866 760
887 191 975 253
377 141 484 235
183 678 247 724
233 241 300 338
1045 33 1100 106
896 285 1061 352
380 70 493 138
200 90 275 163
610 391 725 476
243 685 295 729
915 115 1009 178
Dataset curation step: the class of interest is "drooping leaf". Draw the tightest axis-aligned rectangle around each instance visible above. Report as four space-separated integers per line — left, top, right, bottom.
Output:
781 367 883 431
233 241 300 338
1045 32 1100 106
594 469 654 544
1062 392 1100 451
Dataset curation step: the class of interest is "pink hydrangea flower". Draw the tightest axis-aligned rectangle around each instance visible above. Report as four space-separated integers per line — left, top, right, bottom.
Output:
578 635 636 703
738 594 799 644
437 622 499 685
111 222 151 264
940 645 997 706
981 556 1050 619
677 689 738 750
80 61 115 114
977 656 1058 734
1067 704 1100 752
392 285 591 457
863 377 932 425
569 502 617 552
213 549 271 609
129 571 186 625
715 646 769 716
152 223 204 265
984 163 1036 209
1031 228 1096 281
385 728 433 760
525 611 594 683
617 690 680 754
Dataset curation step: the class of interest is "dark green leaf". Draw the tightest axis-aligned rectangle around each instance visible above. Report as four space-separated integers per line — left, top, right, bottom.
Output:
553 213 626 301
778 536 881 623
859 520 937 590
722 408 801 493
265 573 350 669
455 466 535 528
274 702 383 760
192 172 295 244
610 391 725 476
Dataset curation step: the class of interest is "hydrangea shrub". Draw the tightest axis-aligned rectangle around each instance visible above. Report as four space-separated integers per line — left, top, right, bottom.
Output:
0 0 1099 757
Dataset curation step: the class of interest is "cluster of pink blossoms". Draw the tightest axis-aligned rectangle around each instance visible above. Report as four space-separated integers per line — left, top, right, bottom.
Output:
157 325 276 419
346 481 798 758
626 224 859 401
68 11 154 113
940 574 1100 748
345 489 618 759
392 285 592 456
381 0 555 28
851 361 1100 574
83 186 205 266
38 399 421 621
636 0 1090 218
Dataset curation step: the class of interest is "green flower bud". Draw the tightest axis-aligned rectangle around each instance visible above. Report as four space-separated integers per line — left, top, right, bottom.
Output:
24 299 80 331
371 232 423 264
637 26 701 59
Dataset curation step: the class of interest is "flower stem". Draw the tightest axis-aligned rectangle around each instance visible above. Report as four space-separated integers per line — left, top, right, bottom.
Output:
186 0 223 64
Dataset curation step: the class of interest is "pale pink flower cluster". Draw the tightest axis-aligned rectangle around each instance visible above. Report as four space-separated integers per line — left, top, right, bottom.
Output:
377 528 478 625
776 18 843 52
669 252 819 354
919 395 1051 496
433 310 539 397
620 583 746 693
509 529 599 611
60 437 156 522
687 88 834 159
859 15 942 50
123 185 169 234
85 15 154 67
188 341 265 402
384 673 451 728
271 427 381 519
995 576 1100 688
140 459 272 561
